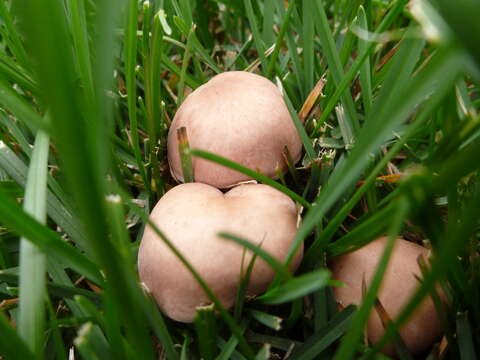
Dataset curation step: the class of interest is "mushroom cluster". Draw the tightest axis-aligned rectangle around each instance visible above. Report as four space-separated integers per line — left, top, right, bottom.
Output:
330 237 445 356
137 70 445 355
138 71 303 322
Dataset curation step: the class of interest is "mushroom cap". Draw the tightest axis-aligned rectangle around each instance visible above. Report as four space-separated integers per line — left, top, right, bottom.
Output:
167 71 303 188
138 183 303 322
330 237 444 356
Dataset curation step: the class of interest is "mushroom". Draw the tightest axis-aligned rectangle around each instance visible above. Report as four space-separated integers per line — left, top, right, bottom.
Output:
138 182 303 322
167 71 303 188
330 237 445 356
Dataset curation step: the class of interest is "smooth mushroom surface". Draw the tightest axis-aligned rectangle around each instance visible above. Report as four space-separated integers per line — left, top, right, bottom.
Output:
167 71 303 188
138 182 303 322
330 237 444 356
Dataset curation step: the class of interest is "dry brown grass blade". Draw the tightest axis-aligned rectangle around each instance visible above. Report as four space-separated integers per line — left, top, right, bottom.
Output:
281 146 301 187
177 127 195 183
376 42 401 72
299 76 326 122
0 298 18 311
361 274 370 347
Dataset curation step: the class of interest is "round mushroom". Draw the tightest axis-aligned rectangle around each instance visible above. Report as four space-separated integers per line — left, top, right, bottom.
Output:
167 71 303 188
330 237 445 356
138 182 303 322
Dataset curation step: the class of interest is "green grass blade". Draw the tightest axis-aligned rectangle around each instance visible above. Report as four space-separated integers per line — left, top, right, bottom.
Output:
105 194 178 360
265 0 296 79
74 322 111 360
248 309 282 331
257 269 331 305
456 312 477 360
356 6 373 114
194 306 218 360
46 297 68 360
0 140 88 252
0 56 36 94
218 232 293 282
0 1 30 70
255 344 271 360
234 250 258 321
243 0 267 74
0 188 102 284
302 0 315 93
289 305 356 360
217 319 250 360
177 24 195 106
190 149 310 207
179 0 194 26
326 201 397 257
274 0 304 96
283 91 316 161
0 270 101 303
18 130 50 355
67 0 95 100
180 336 191 360
0 80 49 132
312 0 410 135
142 291 179 360
124 0 149 192
262 0 275 46
173 16 221 74
145 11 166 197
0 310 34 360
313 0 359 134
161 52 202 88
436 0 480 68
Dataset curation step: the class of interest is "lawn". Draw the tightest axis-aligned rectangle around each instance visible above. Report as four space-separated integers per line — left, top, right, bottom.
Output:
0 0 479 359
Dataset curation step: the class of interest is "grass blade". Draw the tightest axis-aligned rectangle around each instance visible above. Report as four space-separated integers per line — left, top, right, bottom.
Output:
265 0 296 79
356 6 373 114
436 0 480 67
0 188 103 284
302 0 315 93
124 0 149 192
18 130 50 355
289 305 356 360
219 232 292 281
0 140 88 252
257 269 331 305
0 1 30 70
243 0 266 74
456 312 477 360
67 0 95 100
194 305 218 360
190 149 310 208
255 344 271 360
248 309 282 331
0 310 34 360
0 80 48 132
314 0 359 134
312 0 410 135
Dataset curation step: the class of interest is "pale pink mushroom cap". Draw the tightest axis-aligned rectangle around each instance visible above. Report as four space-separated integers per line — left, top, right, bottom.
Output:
331 237 445 356
138 183 303 322
167 71 303 188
